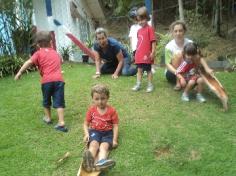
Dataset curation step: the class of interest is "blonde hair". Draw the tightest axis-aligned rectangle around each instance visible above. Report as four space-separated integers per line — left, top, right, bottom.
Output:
137 6 150 21
91 84 110 98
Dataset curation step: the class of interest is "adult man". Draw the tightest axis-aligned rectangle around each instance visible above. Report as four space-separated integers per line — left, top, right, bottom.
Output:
93 28 137 79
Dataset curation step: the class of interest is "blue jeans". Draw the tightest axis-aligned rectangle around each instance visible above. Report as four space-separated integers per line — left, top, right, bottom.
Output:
121 56 137 76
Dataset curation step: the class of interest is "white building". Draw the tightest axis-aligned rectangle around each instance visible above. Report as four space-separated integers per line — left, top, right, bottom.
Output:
32 0 105 62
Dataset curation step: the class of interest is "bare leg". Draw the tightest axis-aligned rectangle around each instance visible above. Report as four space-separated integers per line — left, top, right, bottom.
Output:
183 80 196 94
89 141 100 162
97 142 110 161
44 107 51 120
196 77 204 93
56 108 65 126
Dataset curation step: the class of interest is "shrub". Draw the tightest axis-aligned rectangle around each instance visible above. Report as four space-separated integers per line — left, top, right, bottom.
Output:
0 55 36 78
155 32 171 66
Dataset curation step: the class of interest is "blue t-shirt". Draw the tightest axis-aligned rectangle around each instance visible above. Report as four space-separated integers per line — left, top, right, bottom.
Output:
93 37 128 65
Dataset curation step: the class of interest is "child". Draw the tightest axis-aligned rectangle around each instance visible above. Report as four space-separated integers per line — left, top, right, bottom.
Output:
82 84 119 172
175 42 207 102
132 6 156 93
128 7 141 61
14 31 68 132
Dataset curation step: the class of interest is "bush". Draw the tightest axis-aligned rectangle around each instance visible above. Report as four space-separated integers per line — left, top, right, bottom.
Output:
0 55 36 78
155 32 171 66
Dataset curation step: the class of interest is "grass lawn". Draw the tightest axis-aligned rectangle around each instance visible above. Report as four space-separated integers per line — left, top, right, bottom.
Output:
0 63 236 176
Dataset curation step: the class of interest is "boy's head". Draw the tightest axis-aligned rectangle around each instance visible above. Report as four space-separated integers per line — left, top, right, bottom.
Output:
129 7 138 21
35 31 52 47
137 6 150 21
183 43 200 64
91 84 110 109
91 84 110 98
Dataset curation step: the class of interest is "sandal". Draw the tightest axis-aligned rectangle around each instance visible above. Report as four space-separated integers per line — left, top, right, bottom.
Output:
54 124 68 132
43 117 53 124
173 86 181 91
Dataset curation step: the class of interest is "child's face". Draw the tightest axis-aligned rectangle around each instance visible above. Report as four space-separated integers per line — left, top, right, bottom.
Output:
137 17 148 27
92 92 108 109
185 54 197 63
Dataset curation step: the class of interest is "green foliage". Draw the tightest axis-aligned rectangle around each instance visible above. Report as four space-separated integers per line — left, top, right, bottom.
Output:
155 32 171 66
185 10 212 48
0 0 33 55
59 46 72 61
0 55 34 78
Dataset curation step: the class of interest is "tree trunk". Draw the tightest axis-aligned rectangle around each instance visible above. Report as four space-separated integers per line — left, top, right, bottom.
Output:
178 0 184 21
214 0 221 36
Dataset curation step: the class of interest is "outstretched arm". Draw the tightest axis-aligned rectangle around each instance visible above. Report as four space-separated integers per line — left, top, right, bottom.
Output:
93 51 101 78
200 57 213 75
14 59 33 80
112 50 124 79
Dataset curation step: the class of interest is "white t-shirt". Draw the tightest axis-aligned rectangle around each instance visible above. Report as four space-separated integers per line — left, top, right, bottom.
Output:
129 24 141 52
165 38 192 64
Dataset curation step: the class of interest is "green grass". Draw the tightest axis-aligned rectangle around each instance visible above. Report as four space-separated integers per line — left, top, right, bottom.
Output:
0 63 236 176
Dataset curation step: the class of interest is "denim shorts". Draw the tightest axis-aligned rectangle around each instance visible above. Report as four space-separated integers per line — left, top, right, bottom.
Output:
89 129 113 148
137 63 151 72
41 81 65 108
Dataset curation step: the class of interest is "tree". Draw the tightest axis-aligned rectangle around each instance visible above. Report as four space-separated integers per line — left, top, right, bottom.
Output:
178 0 184 21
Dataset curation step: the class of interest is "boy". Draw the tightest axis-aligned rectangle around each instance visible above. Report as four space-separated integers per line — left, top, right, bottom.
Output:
14 31 68 132
82 84 118 172
132 6 156 92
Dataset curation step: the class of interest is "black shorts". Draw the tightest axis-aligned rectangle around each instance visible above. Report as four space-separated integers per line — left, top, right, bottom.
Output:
137 64 152 72
41 81 65 108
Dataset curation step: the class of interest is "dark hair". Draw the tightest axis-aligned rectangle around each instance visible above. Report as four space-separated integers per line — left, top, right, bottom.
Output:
169 20 187 32
129 7 138 19
183 42 199 56
91 84 110 98
137 6 150 21
35 31 51 47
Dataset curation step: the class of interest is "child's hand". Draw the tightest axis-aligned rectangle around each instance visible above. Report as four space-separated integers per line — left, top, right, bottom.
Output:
112 140 118 148
83 134 89 143
14 72 22 80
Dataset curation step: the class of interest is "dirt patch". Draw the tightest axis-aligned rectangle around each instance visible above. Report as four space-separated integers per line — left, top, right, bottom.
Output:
155 145 172 159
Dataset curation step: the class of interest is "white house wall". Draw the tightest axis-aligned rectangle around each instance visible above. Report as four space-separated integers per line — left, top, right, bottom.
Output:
32 0 95 62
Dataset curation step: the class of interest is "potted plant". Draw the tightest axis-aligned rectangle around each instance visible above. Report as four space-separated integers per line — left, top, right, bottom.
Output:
82 35 94 63
59 46 72 61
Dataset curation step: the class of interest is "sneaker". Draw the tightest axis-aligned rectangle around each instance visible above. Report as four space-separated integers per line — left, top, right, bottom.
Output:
43 117 52 124
196 93 206 103
82 150 94 172
151 67 156 74
95 159 115 171
132 84 141 91
146 84 154 93
181 93 190 102
54 124 68 132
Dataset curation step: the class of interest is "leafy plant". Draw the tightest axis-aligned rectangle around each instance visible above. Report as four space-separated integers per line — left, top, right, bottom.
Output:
155 32 171 66
59 46 72 61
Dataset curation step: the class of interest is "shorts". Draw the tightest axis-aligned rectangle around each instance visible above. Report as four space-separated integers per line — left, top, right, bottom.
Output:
41 81 65 108
88 129 113 148
137 64 152 72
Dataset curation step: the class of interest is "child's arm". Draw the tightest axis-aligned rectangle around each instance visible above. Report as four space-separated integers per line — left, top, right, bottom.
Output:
200 57 213 75
83 120 90 143
112 124 119 148
14 59 33 80
150 41 156 61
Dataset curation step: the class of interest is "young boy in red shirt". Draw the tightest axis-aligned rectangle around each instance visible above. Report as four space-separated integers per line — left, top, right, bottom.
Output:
82 84 119 172
132 6 156 93
15 31 68 132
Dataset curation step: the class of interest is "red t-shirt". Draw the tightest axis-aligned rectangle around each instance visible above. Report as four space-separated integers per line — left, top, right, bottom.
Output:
135 25 156 64
86 105 119 131
31 48 64 84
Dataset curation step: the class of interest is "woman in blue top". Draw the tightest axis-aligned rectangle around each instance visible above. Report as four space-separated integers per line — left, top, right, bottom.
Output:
93 28 137 79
